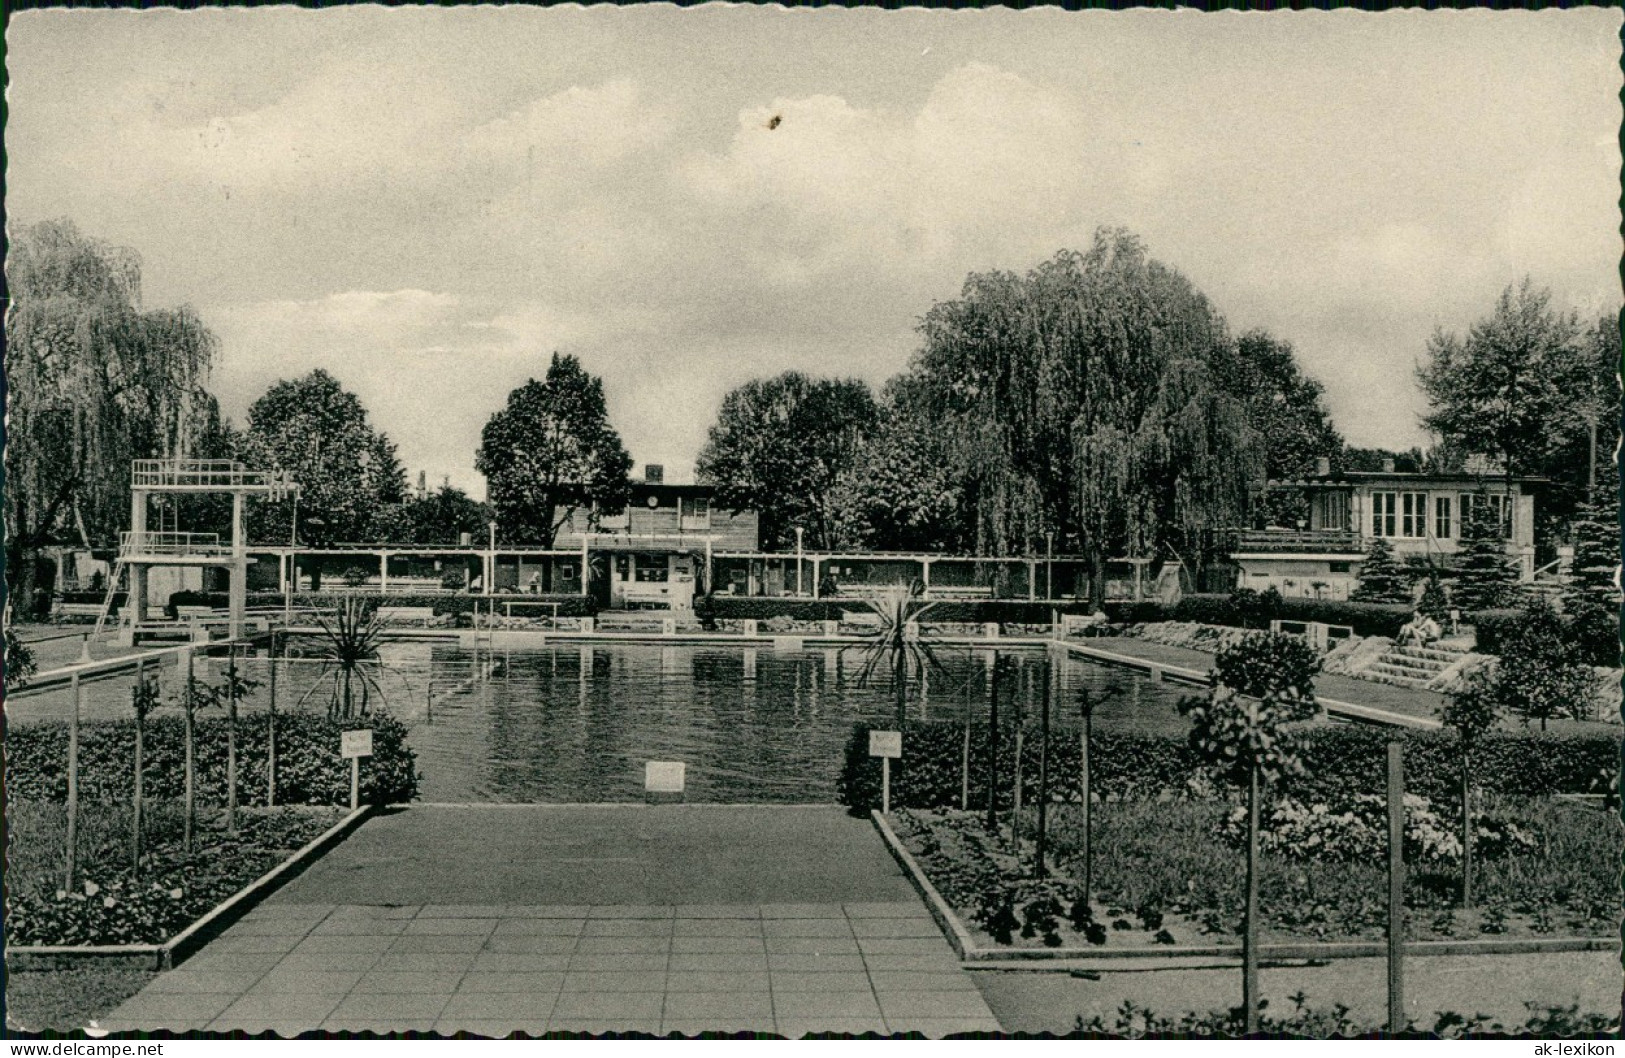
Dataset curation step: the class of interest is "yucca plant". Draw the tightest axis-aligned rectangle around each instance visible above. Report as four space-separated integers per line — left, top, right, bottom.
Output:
297 597 389 721
844 581 951 723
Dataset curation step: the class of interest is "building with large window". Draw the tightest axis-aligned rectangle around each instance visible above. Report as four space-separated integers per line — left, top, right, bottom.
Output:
1230 458 1541 600
551 465 759 609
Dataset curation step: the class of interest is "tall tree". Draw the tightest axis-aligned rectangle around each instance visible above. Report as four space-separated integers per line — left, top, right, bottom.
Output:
1417 280 1581 497
697 372 878 550
1536 310 1623 530
366 484 491 545
241 370 406 579
1210 330 1342 525
6 219 225 614
476 354 631 559
904 229 1260 601
827 377 970 552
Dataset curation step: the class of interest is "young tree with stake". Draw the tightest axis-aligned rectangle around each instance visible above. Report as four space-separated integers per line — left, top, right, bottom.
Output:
1439 667 1502 909
129 662 161 873
1179 633 1321 1034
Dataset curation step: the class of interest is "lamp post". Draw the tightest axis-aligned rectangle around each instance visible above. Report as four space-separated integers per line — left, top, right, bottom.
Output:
795 527 805 597
1046 531 1054 602
486 521 497 598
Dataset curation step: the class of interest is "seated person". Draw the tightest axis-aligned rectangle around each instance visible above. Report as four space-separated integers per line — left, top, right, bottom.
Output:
1397 611 1442 646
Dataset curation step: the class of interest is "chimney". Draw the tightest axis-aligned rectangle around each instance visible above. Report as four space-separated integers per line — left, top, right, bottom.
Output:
1381 458 1396 473
644 464 664 484
1315 457 1331 476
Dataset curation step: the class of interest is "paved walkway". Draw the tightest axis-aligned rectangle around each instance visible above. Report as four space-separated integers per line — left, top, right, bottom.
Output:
103 806 1000 1037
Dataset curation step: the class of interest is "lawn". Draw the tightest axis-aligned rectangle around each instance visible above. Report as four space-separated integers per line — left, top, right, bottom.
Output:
891 794 1618 949
5 968 157 1035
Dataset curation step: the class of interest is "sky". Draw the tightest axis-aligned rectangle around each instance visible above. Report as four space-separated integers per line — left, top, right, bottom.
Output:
7 7 1621 496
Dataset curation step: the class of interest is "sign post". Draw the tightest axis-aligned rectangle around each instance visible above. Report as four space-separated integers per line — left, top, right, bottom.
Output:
341 729 374 810
869 730 902 814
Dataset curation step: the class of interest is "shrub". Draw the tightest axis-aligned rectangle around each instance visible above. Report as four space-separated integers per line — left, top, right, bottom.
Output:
1492 598 1599 728
5 711 419 806
836 719 1617 811
1215 794 1537 864
6 626 38 690
1350 537 1412 604
1170 594 1412 638
705 596 1165 627
245 591 597 619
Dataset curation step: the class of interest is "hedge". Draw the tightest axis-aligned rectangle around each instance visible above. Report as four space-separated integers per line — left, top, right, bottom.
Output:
243 591 597 619
706 596 1158 625
6 712 419 807
837 719 1617 812
1168 594 1415 638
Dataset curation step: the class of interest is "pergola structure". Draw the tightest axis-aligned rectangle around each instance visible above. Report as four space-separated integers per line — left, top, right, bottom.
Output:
103 459 298 640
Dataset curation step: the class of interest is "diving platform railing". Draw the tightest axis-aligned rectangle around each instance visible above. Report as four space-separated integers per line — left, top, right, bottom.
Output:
119 531 232 560
131 459 297 495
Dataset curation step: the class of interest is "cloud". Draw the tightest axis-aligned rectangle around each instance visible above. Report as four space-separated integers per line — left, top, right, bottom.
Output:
9 11 1618 483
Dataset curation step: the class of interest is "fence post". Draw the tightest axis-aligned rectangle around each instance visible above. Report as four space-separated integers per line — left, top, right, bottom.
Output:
1035 656 1051 877
227 644 239 835
267 631 279 808
65 672 82 892
1388 740 1406 1033
1243 762 1260 1034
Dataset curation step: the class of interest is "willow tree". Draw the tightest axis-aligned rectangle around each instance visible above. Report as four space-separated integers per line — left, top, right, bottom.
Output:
6 219 225 612
907 229 1260 601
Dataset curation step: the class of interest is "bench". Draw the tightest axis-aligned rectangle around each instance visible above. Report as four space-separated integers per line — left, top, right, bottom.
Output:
53 602 110 624
377 606 445 627
1061 612 1108 635
176 605 219 622
840 610 884 629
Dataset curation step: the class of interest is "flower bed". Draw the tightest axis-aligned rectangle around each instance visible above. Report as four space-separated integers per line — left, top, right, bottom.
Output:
6 712 418 807
890 796 1617 947
5 801 344 947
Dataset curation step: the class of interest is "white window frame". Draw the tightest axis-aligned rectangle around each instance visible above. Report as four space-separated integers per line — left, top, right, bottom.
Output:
1371 492 1397 537
1399 492 1428 538
1433 496 1452 540
679 495 711 529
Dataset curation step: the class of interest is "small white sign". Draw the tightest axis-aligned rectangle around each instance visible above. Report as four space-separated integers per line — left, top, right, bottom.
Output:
869 730 902 759
645 761 686 793
341 729 374 759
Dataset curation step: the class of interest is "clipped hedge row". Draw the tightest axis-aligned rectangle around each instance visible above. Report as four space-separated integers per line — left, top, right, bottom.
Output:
1168 594 1415 638
706 593 1419 636
6 712 419 806
706 596 1152 625
244 591 596 619
837 719 1617 812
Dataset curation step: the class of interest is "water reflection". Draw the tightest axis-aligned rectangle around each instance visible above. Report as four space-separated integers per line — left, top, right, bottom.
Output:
4 641 1198 804
405 643 1195 804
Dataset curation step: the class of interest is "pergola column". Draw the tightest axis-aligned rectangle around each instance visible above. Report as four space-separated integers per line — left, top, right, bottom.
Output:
379 550 391 594
228 491 246 639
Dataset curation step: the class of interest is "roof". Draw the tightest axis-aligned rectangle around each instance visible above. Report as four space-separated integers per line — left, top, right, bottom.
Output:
1267 471 1548 489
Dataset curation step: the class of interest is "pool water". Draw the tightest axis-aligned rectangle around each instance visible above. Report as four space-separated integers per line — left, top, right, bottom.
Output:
5 641 1197 804
403 643 1194 803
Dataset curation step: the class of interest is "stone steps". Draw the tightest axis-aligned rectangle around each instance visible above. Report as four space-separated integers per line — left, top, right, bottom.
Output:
1361 662 1441 690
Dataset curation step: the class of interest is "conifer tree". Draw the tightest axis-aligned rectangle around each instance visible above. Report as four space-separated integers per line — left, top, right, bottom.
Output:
1451 492 1518 611
1350 536 1410 604
1565 488 1620 608
1417 570 1450 622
